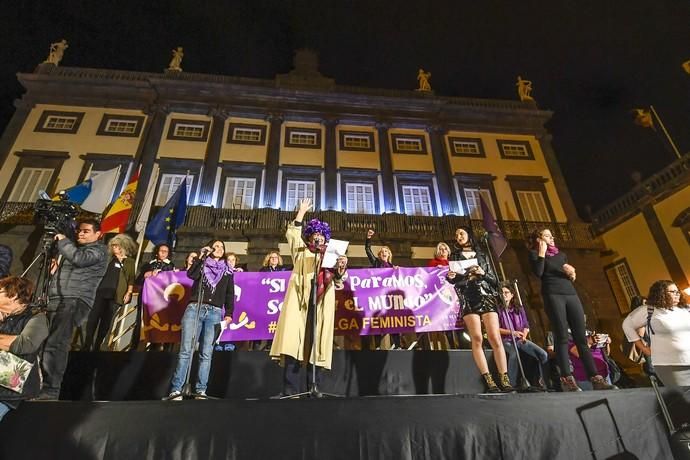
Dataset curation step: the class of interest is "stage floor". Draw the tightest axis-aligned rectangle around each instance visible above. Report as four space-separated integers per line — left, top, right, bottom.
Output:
1 388 687 459
60 349 495 400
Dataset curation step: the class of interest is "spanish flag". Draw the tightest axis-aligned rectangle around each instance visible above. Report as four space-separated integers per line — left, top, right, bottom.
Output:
101 168 139 233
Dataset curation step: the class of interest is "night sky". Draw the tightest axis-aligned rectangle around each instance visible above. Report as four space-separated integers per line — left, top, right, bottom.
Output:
2 1 689 217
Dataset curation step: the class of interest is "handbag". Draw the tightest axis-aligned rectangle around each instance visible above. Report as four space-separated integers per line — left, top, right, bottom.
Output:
0 350 34 393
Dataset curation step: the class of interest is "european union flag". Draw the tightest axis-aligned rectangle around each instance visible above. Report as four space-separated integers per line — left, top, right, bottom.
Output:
145 179 188 246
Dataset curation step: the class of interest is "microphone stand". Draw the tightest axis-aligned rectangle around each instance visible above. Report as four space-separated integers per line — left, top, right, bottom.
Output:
482 237 541 393
167 251 219 400
284 243 339 399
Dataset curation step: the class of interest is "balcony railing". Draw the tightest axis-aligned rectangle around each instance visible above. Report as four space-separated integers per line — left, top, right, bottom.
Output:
591 153 690 233
0 202 601 249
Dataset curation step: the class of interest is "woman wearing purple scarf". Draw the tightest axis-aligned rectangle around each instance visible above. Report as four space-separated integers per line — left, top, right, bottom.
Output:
166 239 234 400
528 229 615 392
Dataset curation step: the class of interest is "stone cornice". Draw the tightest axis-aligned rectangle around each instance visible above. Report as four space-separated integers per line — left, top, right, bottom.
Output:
19 66 553 130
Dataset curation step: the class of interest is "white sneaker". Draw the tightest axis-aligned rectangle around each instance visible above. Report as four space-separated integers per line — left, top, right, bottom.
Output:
166 391 183 401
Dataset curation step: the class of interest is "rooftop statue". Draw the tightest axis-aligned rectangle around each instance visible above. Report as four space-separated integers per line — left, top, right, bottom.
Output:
516 76 534 101
168 47 184 72
43 39 68 66
416 68 432 92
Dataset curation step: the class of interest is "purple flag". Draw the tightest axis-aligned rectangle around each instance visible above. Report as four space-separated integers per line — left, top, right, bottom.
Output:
480 195 508 260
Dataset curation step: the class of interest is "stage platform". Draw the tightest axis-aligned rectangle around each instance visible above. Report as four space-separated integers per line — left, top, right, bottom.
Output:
59 350 497 400
1 388 688 459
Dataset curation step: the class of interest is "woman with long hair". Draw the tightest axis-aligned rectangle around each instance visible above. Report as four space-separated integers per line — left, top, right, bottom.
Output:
447 226 513 393
364 229 400 349
623 280 690 386
84 233 136 351
183 251 198 271
528 228 615 391
498 282 548 388
166 239 234 399
260 251 287 272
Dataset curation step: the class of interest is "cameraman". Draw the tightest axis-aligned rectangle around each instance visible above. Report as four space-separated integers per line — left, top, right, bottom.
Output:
38 218 108 400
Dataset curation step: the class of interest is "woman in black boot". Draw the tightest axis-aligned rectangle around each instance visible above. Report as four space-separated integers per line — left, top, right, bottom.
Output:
447 227 514 393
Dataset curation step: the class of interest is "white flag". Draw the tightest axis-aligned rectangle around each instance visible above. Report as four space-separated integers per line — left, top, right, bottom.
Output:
81 167 120 213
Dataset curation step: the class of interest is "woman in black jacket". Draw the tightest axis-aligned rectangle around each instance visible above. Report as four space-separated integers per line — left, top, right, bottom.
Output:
447 227 513 393
528 228 615 392
166 239 234 400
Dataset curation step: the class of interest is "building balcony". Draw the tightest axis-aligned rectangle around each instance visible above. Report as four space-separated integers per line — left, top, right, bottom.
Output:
591 153 690 234
0 201 601 250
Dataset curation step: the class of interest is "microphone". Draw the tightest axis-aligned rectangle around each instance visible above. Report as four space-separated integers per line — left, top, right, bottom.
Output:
200 247 211 259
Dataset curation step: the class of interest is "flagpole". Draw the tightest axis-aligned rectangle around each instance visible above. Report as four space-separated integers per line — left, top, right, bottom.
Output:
650 105 682 160
107 165 122 204
133 167 159 271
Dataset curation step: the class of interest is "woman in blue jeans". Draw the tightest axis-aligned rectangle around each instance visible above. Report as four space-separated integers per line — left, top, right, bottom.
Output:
166 239 234 400
498 282 548 388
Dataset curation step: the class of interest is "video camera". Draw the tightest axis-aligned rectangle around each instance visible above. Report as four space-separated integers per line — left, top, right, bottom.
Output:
34 198 79 237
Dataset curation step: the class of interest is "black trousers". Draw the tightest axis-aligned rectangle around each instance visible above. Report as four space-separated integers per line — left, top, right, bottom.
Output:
84 292 119 351
543 293 598 378
40 298 90 398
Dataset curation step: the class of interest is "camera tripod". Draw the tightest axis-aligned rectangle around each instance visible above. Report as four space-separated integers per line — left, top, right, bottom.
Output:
22 233 58 309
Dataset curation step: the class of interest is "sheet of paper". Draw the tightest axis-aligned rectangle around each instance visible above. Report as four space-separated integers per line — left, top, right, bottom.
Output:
321 238 349 268
449 258 478 275
215 319 228 344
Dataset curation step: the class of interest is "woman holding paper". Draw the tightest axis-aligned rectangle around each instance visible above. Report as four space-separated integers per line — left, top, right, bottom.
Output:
269 198 347 397
166 239 234 400
447 226 514 393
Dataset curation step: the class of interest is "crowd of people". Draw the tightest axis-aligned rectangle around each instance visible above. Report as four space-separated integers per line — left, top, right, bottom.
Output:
0 203 688 416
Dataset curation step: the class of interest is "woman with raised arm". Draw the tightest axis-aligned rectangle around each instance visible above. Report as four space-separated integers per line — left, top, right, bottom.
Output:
528 228 615 391
447 226 513 393
269 198 346 396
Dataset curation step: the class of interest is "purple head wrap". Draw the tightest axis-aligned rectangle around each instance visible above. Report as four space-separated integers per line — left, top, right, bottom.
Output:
303 218 331 243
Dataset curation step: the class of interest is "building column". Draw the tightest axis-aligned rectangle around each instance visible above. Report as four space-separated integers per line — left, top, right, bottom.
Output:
376 122 396 213
323 117 338 210
642 204 689 289
0 99 33 168
427 124 457 215
197 109 226 207
130 105 168 224
537 133 581 223
263 113 283 208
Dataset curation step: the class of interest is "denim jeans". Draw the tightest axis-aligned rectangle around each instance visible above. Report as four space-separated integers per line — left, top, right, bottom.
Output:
505 339 549 385
170 303 222 393
0 402 11 422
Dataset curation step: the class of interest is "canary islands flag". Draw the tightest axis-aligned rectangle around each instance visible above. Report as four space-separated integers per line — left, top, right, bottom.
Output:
144 179 188 246
58 167 120 213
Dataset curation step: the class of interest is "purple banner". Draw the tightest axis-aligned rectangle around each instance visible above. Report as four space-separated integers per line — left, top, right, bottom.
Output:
141 267 462 343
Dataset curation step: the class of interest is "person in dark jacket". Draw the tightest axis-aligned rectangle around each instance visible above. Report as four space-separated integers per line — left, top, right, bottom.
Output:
84 233 137 351
447 226 513 393
0 277 49 422
528 228 615 392
131 243 176 349
0 244 13 278
166 239 234 400
39 219 108 399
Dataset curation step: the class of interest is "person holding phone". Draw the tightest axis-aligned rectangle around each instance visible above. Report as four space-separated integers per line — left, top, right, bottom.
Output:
528 228 616 392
